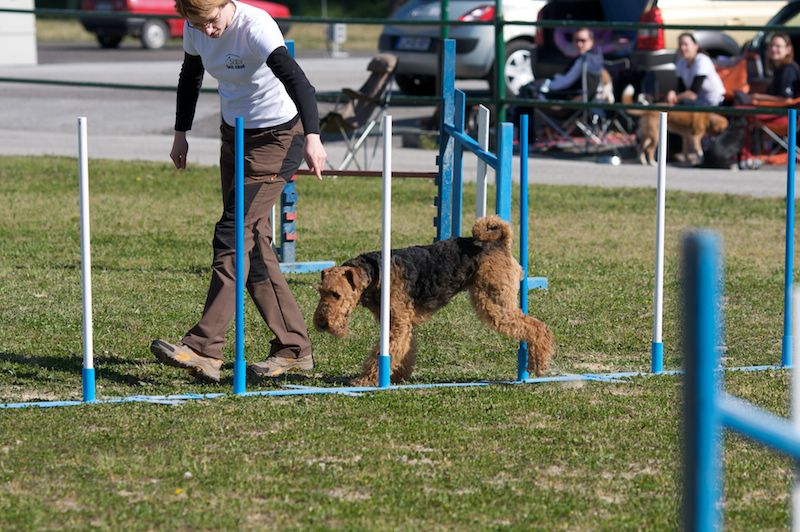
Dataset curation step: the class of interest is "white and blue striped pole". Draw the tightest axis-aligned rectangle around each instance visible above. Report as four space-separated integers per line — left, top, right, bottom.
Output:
517 114 530 382
77 117 96 402
233 117 246 395
652 112 667 373
782 108 796 367
378 115 392 388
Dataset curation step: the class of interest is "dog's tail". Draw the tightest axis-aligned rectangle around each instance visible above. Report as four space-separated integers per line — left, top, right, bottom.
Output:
472 215 512 246
622 84 647 116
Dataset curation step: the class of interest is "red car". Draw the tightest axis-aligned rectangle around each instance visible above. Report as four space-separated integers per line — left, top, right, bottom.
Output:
80 0 291 49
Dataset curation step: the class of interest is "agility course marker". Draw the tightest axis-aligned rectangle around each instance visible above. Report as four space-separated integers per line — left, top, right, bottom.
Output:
233 117 246 395
651 112 667 374
783 108 797 367
475 104 490 219
517 114 530 382
77 117 95 403
378 114 392 388
682 230 800 531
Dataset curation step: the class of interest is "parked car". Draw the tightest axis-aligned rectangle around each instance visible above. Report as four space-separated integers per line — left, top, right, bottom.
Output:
378 0 547 96
79 0 291 49
533 0 784 98
742 0 800 80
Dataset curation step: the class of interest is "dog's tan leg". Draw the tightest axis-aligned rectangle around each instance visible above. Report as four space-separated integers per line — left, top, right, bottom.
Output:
469 251 555 376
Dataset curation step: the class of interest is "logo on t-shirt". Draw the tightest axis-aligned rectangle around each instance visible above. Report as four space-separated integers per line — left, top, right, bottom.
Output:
225 54 245 70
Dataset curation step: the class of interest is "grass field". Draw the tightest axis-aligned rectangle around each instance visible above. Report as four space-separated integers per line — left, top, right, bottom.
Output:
0 155 796 529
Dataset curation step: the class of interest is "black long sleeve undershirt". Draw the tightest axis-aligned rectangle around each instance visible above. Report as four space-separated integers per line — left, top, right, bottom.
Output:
267 46 320 135
174 52 204 132
677 75 706 95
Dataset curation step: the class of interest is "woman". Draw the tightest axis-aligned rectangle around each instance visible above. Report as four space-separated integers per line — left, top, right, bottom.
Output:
750 32 800 103
150 0 327 383
666 32 725 107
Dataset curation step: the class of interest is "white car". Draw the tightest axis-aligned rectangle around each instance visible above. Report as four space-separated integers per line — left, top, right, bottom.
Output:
378 0 547 96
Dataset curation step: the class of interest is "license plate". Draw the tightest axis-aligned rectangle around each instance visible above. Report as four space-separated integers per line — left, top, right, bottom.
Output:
396 36 431 52
94 1 113 10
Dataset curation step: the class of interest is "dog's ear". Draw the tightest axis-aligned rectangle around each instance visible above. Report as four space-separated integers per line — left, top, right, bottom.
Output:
344 267 365 291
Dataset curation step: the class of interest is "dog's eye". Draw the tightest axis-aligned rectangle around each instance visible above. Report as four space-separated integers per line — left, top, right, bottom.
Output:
332 292 341 300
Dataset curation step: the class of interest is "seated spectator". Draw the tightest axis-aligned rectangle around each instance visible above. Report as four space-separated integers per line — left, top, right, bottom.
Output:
748 32 800 104
554 26 632 60
519 27 604 100
666 32 725 107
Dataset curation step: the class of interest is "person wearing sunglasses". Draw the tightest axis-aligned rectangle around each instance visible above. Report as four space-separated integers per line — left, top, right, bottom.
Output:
150 0 326 383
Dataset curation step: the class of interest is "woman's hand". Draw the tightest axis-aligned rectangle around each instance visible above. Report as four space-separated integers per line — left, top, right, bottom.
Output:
170 131 189 169
304 133 327 180
666 90 678 105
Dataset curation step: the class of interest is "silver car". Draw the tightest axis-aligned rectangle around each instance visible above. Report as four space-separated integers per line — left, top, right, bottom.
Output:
378 0 546 95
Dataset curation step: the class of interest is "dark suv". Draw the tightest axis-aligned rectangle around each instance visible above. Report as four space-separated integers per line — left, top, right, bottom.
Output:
532 0 741 98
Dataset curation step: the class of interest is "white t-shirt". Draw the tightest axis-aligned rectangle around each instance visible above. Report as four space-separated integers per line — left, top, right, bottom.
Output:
183 0 297 129
675 53 725 106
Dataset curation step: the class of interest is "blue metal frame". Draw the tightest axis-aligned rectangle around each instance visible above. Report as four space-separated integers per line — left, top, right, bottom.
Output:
683 227 800 531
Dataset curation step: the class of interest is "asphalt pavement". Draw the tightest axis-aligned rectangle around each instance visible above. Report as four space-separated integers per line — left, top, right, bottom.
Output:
0 45 792 198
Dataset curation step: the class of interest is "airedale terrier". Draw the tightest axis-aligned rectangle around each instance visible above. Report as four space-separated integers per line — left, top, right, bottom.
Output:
313 215 555 385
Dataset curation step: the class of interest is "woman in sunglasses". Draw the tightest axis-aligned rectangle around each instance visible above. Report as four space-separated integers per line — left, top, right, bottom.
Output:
150 0 326 383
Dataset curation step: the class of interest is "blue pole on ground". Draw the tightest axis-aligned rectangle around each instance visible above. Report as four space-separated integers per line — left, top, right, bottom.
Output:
234 117 246 395
783 108 797 367
517 114 530 381
682 231 723 532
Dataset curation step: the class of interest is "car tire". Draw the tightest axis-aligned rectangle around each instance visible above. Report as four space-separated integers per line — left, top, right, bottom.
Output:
140 19 169 50
489 40 535 97
395 73 436 96
97 34 123 49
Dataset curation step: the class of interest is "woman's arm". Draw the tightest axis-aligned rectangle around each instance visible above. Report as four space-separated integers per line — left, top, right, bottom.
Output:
171 52 204 169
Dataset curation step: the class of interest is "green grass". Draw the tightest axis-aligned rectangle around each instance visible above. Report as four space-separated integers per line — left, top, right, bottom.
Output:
0 155 796 529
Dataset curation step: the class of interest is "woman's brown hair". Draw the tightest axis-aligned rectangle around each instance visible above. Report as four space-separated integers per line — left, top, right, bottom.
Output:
174 0 228 20
768 32 795 70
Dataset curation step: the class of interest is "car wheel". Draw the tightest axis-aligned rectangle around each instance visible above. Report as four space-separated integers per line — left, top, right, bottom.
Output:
395 74 436 96
140 19 169 50
488 40 535 97
96 34 122 49
504 41 535 96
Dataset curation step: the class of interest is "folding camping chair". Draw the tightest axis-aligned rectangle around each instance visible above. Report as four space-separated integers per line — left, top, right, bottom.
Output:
319 53 398 170
740 97 800 166
531 58 633 153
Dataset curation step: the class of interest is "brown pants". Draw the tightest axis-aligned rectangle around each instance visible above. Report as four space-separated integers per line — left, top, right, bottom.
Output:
182 118 311 361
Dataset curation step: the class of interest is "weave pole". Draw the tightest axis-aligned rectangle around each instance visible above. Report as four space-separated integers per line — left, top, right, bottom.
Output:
233 117 246 395
517 114 530 382
77 117 95 402
793 288 800 530
783 108 797 367
475 105 490 219
651 112 667 373
378 115 392 388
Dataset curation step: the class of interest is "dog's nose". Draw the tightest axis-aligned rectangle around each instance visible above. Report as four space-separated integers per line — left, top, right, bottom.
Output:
315 320 327 331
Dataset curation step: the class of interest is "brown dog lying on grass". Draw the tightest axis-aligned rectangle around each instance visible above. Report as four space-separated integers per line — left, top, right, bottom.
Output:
622 86 729 166
312 216 555 386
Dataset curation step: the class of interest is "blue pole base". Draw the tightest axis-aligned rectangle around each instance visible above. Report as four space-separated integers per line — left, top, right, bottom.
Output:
82 367 96 402
233 359 246 396
378 354 391 388
517 342 529 381
651 341 664 373
782 335 792 367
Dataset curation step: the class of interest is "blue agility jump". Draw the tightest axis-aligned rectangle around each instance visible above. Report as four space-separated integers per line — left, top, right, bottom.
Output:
682 230 800 531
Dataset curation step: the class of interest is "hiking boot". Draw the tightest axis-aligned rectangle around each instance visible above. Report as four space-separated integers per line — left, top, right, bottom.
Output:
150 339 223 383
248 353 314 379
